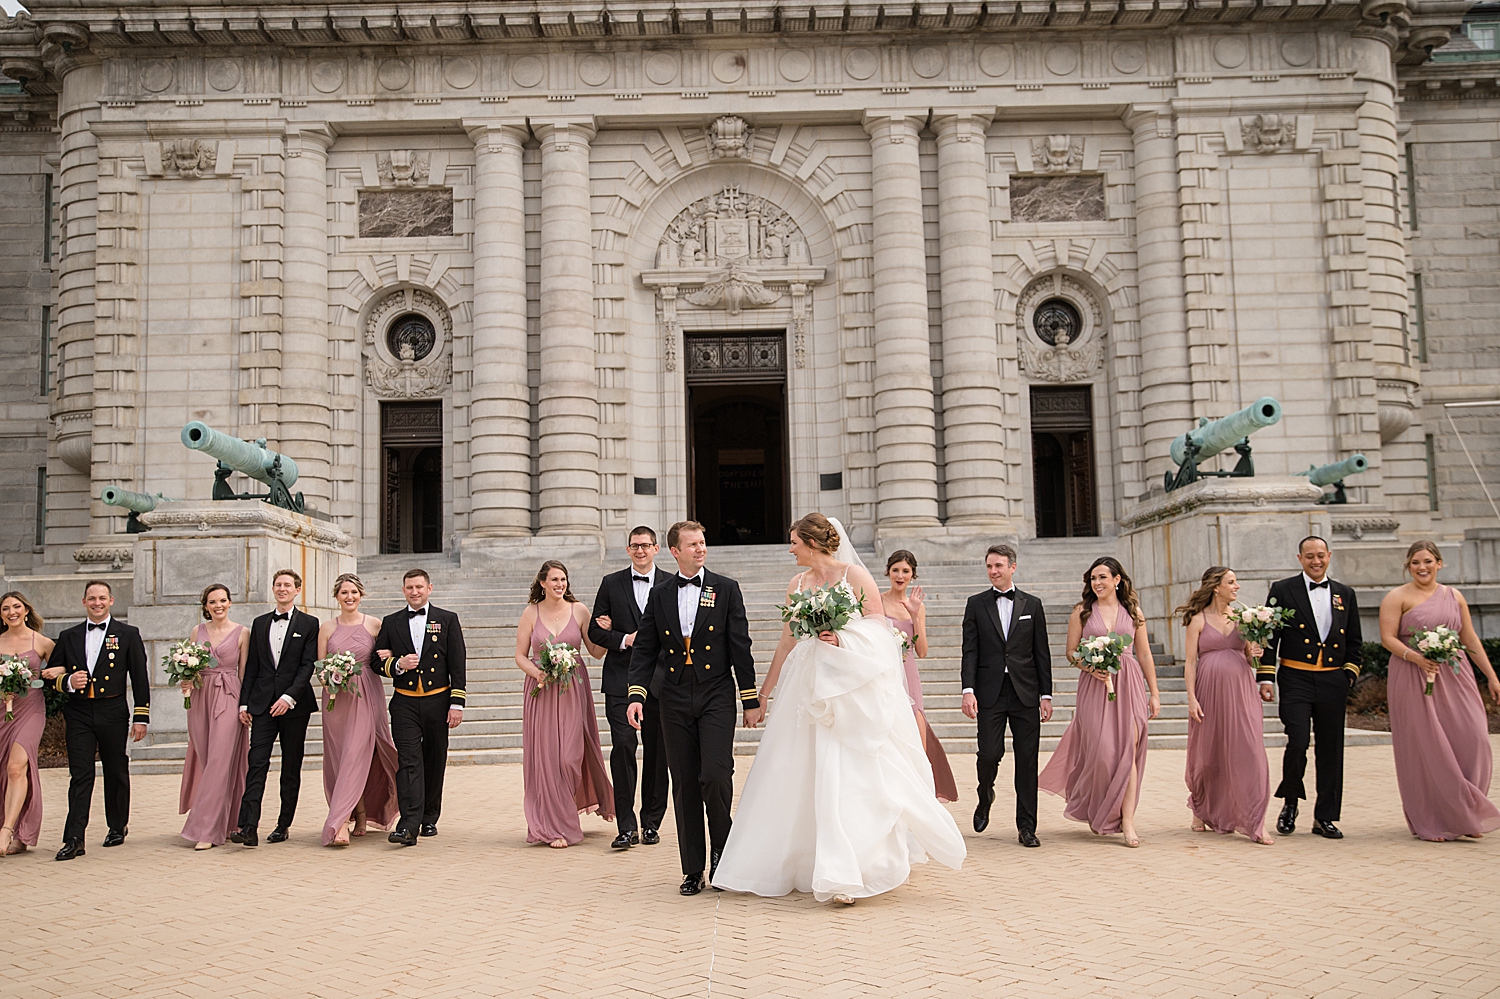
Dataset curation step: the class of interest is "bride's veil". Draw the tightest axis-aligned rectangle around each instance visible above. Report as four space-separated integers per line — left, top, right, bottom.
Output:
825 516 865 573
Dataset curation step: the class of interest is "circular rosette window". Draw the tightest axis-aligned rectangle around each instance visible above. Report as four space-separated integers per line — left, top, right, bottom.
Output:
1032 298 1082 347
387 313 437 361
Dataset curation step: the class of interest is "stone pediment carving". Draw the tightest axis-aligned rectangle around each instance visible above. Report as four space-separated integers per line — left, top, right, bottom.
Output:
377 150 429 187
167 138 217 178
682 264 783 313
1241 114 1291 153
366 353 452 399
1018 340 1104 383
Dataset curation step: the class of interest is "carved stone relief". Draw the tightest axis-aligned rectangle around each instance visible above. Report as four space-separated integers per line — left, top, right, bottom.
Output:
708 116 754 159
1032 135 1084 173
656 185 809 269
377 150 429 187
1016 273 1106 383
1241 114 1291 153
364 288 453 400
165 139 217 178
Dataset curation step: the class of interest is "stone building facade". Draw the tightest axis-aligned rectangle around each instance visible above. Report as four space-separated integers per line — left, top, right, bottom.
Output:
0 1 1496 599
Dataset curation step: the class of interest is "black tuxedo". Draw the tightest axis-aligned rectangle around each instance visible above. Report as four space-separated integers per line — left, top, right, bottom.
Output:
589 565 671 835
48 617 151 843
1258 574 1363 823
961 587 1053 835
374 604 466 832
236 608 319 833
628 569 755 876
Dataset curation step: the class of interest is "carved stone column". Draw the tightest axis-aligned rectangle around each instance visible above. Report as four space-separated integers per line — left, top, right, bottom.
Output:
534 119 600 536
279 124 334 512
933 111 1008 527
464 119 532 537
864 112 940 529
1126 106 1193 488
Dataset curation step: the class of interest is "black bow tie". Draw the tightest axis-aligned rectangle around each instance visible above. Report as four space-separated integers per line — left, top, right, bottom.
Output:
677 575 703 588
271 612 290 622
632 574 652 584
407 607 427 618
88 622 107 631
995 590 1016 600
1308 580 1330 590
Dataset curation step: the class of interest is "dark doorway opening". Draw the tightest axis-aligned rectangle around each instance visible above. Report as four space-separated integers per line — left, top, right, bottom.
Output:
381 401 444 554
684 331 789 546
1030 386 1098 538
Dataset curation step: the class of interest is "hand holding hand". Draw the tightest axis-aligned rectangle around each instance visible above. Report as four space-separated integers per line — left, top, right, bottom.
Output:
742 705 765 729
960 691 978 720
596 615 613 632
625 702 644 730
1259 682 1275 703
239 709 252 727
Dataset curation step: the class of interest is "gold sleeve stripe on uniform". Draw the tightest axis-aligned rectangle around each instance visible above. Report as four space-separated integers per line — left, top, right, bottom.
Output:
449 689 466 696
740 688 758 697
627 685 649 697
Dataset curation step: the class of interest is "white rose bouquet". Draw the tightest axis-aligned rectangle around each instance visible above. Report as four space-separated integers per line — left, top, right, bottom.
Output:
1227 600 1295 647
1076 632 1131 701
1408 625 1466 696
0 654 42 721
163 638 213 709
533 639 580 698
314 651 362 710
778 582 864 640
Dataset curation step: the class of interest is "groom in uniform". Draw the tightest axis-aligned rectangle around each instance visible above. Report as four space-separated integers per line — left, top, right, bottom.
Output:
374 568 466 846
590 525 672 851
1258 535 1362 839
961 544 1053 848
627 520 760 895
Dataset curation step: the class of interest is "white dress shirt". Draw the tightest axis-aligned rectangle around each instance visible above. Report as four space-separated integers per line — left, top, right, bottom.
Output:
83 616 110 679
677 572 704 636
621 565 657 651
1303 573 1333 642
406 604 429 655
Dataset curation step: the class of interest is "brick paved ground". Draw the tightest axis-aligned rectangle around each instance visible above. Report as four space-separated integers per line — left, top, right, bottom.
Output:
8 740 1499 999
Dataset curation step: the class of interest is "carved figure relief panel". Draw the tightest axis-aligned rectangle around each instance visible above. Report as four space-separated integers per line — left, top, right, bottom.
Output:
364 288 453 399
1016 273 1106 383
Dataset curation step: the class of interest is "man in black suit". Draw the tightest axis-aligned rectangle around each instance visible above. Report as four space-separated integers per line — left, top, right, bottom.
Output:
42 580 150 860
373 568 465 846
230 568 320 847
626 520 759 895
589 525 672 851
961 543 1053 848
1258 535 1362 839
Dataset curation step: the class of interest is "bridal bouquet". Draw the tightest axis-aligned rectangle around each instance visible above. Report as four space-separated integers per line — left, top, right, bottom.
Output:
0 655 42 721
1227 600 1295 647
533 639 580 697
778 582 864 640
163 638 213 709
1408 625 1466 696
1076 632 1130 701
314 651 362 710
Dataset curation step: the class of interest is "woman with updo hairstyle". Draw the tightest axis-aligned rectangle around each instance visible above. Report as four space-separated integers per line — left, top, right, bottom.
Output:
1039 556 1162 847
178 583 250 850
1379 541 1500 840
883 550 958 802
1175 566 1273 844
0 591 53 854
791 512 840 555
317 572 399 846
514 559 613 848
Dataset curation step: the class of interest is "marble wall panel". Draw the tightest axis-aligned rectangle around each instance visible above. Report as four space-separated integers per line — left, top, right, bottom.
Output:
1009 175 1107 223
357 189 454 238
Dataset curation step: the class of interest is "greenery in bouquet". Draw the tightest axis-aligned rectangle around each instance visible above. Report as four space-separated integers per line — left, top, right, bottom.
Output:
777 582 864 640
1409 625 1466 696
1226 601 1295 647
314 651 362 709
163 638 214 709
1076 632 1130 701
0 654 43 721
533 639 580 698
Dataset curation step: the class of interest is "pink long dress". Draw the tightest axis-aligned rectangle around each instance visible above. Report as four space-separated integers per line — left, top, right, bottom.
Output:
179 623 250 845
320 618 400 845
1039 604 1150 834
1184 622 1270 839
521 609 614 845
1388 585 1500 840
893 617 959 802
0 644 46 847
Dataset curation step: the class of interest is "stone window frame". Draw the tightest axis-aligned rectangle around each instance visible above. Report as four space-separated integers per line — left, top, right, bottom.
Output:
330 161 473 256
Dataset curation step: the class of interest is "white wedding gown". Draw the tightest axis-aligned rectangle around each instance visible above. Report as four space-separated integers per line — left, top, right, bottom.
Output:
711 589 966 901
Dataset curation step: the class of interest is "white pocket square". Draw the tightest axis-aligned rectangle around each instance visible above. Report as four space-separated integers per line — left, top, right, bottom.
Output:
292 633 302 638
1019 615 1033 621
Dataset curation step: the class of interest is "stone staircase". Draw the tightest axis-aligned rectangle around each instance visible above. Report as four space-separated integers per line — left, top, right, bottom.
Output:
129 537 1389 773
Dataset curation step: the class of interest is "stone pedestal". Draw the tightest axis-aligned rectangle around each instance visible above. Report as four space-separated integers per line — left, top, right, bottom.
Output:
132 500 355 735
1118 477 1326 659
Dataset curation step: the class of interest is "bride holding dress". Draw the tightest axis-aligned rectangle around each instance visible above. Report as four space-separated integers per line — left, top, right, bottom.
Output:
710 513 965 904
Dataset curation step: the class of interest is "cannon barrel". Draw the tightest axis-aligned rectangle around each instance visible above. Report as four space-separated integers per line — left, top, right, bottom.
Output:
100 486 158 514
1297 453 1368 487
180 421 299 488
1170 397 1282 466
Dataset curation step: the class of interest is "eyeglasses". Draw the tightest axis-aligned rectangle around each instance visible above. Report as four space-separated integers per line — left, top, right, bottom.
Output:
627 543 656 551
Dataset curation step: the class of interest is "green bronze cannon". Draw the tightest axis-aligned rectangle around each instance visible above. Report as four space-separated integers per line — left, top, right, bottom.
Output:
1296 453 1368 505
1165 397 1283 492
100 485 173 533
180 421 304 513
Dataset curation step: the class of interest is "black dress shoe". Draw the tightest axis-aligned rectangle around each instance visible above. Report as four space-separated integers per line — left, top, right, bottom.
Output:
640 828 660 845
230 827 257 847
419 823 438 838
1276 801 1298 836
101 828 127 848
973 785 995 834
266 827 289 844
680 872 704 896
388 828 418 847
611 832 636 850
1018 830 1041 848
1311 819 1344 839
709 849 722 890
55 840 85 861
